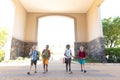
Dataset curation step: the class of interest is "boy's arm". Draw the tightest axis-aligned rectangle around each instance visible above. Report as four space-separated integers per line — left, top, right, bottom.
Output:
78 52 81 59
81 52 86 59
84 52 86 59
37 51 40 56
29 49 32 56
42 49 44 55
48 50 51 57
70 50 74 57
64 50 67 56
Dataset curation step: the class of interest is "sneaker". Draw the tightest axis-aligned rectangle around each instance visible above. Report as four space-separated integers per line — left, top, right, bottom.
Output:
66 69 68 72
34 71 37 73
69 69 71 72
27 72 30 75
81 69 83 72
84 70 87 73
43 72 46 74
46 69 48 72
69 71 72 74
43 71 46 74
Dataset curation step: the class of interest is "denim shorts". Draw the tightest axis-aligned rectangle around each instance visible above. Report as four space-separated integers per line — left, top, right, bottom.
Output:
78 59 86 64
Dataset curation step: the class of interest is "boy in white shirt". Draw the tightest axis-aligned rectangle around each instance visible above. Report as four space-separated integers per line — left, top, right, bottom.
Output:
64 44 73 73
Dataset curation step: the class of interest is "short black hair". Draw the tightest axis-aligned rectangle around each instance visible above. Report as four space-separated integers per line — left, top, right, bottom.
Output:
66 44 70 48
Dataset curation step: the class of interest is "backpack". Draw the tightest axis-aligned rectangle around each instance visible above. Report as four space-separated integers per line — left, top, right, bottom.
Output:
36 51 39 60
42 49 50 58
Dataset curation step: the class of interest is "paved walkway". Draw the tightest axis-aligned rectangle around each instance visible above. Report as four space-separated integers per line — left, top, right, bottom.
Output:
0 60 120 80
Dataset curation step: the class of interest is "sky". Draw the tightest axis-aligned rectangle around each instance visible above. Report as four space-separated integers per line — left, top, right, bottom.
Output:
100 0 120 19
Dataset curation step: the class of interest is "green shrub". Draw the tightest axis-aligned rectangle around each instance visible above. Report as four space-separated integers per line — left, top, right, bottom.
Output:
86 56 100 63
0 50 5 62
72 56 99 63
16 57 24 60
105 48 120 63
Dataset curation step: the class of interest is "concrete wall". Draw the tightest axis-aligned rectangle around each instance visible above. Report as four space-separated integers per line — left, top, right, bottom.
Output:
10 0 27 59
12 0 27 41
85 0 106 62
75 0 106 62
86 0 104 41
25 13 87 42
9 0 106 61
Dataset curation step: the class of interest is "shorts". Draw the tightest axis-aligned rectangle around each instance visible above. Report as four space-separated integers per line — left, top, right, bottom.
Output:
78 59 86 64
31 60 37 66
65 58 71 64
42 58 49 64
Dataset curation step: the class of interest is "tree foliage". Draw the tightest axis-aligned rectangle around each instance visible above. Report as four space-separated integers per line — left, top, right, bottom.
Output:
102 17 120 48
0 27 9 49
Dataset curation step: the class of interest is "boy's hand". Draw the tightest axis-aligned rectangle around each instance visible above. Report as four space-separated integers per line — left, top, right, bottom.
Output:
81 58 85 59
48 57 50 60
71 56 75 58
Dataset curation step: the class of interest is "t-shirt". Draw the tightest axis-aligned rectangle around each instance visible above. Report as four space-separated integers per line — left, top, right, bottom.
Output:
42 49 50 58
30 50 38 60
78 51 86 59
64 49 72 58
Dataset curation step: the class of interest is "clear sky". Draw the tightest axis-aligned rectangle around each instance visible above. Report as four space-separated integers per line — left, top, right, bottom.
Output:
100 0 120 19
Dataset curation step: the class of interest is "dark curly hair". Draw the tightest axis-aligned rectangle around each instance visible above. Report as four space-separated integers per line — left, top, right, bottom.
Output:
66 44 70 48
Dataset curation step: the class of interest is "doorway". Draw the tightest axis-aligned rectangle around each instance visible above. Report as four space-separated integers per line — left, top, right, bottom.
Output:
37 15 75 61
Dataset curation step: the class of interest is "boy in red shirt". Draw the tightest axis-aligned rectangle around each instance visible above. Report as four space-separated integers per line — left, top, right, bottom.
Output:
78 46 87 73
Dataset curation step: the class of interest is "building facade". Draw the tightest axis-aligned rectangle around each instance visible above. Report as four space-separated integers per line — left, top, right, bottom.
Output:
0 0 106 62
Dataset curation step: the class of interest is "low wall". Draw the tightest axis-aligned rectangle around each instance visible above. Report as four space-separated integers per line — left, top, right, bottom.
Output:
10 38 37 59
74 37 106 62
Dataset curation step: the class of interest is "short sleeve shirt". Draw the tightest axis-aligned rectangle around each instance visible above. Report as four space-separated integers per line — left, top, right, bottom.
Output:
64 49 72 58
30 50 38 60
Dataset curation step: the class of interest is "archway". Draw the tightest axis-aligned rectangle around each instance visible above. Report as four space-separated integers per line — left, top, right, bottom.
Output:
37 15 75 61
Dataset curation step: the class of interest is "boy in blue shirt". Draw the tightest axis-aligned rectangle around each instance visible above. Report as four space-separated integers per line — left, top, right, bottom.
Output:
27 45 39 75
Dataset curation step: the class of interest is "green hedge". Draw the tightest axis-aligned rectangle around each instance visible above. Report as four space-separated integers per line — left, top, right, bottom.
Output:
0 50 5 62
105 48 120 63
72 56 99 63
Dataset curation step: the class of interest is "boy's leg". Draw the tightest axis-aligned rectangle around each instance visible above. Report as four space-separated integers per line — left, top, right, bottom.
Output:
46 64 48 72
66 63 68 72
83 64 86 73
83 60 86 73
45 58 48 72
81 64 83 72
35 65 37 73
68 58 71 72
43 64 45 72
65 58 68 72
68 58 72 74
42 58 46 72
79 59 83 71
80 59 84 72
34 60 37 73
27 60 33 75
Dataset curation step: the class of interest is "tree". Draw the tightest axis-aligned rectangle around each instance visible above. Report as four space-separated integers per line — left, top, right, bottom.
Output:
102 17 120 48
0 27 9 49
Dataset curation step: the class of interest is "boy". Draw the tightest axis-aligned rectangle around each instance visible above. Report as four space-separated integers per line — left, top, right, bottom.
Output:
27 45 39 75
78 46 87 73
64 44 73 73
42 45 51 73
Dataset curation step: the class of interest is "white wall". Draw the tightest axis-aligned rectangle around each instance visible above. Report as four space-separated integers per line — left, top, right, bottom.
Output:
12 0 27 41
87 0 104 41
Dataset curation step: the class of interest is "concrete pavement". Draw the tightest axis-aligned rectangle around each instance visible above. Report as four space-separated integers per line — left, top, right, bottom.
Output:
0 60 120 80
